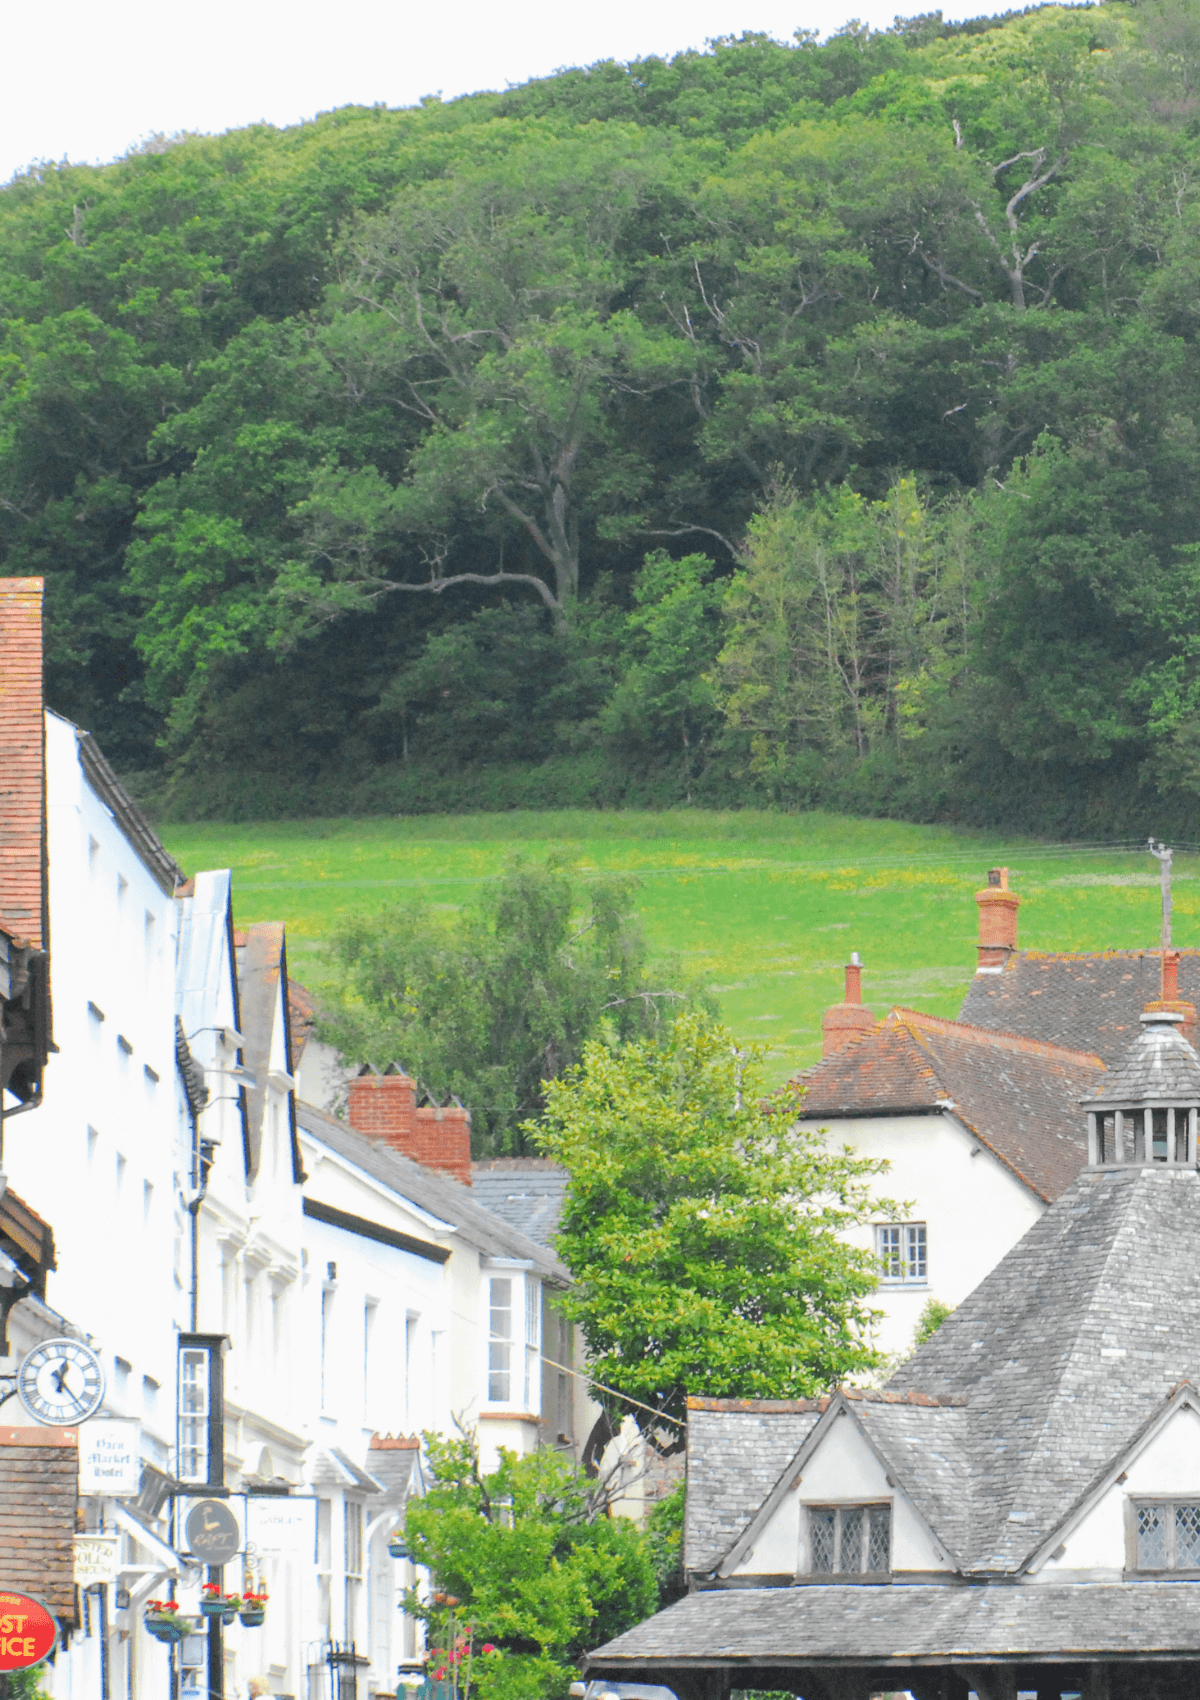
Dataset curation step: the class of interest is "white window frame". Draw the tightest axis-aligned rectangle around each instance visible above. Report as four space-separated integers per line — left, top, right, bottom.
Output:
483 1262 541 1414
877 1222 927 1285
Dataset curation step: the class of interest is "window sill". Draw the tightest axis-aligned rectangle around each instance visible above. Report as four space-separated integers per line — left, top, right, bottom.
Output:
879 1281 929 1290
478 1409 543 1423
801 1572 893 1585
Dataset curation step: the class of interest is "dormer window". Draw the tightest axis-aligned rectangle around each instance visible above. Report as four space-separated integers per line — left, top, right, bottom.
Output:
1132 1499 1200 1573
807 1503 890 1575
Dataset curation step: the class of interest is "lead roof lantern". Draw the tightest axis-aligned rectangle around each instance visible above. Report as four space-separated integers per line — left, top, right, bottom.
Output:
1080 1008 1200 1166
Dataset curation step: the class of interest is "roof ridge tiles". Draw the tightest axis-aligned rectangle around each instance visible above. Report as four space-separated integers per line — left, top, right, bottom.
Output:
887 1007 1105 1068
686 1391 967 1413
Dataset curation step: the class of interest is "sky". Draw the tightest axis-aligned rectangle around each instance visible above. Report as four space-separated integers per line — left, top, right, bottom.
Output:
2 0 1038 187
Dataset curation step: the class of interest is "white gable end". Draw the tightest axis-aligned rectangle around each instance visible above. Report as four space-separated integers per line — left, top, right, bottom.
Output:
730 1410 951 1577
1039 1403 1200 1579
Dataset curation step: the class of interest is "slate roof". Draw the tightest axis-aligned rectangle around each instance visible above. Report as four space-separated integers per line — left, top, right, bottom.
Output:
795 1010 1103 1202
684 1400 821 1576
1080 1011 1200 1107
958 948 1200 1069
470 1159 569 1250
297 1100 569 1283
889 1163 1200 1572
586 1582 1200 1672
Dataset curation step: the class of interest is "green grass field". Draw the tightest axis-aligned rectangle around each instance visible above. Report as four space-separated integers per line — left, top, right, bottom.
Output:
159 811 1200 1083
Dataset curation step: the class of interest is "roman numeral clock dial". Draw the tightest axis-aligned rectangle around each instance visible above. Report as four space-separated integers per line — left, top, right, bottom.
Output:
16 1337 105 1424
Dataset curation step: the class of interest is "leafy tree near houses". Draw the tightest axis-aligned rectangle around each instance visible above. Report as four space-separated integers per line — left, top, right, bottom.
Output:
319 856 708 1156
402 1433 657 1700
535 1011 893 1436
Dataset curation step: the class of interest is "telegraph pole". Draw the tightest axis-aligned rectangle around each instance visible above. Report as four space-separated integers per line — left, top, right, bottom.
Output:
1149 839 1174 996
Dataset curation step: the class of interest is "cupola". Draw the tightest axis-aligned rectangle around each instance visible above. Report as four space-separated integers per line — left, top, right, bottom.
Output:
1081 1008 1200 1166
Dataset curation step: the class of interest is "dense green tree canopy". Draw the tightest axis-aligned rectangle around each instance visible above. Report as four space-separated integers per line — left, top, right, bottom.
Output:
536 1012 892 1430
319 855 707 1154
403 1433 656 1700
7 3 1200 829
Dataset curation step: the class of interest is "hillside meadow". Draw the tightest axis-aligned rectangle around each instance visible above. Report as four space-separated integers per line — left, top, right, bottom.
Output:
160 811 1200 1083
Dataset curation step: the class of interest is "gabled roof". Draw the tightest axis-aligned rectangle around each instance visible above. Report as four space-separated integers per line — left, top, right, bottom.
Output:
795 1009 1103 1202
297 1099 568 1283
470 1159 568 1250
889 1162 1200 1573
715 1391 969 1578
958 948 1200 1068
237 922 304 1185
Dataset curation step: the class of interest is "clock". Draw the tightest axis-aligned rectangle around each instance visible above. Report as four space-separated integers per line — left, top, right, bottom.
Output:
16 1337 106 1425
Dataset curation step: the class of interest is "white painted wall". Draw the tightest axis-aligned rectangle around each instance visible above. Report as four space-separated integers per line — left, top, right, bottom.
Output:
796 1111 1045 1359
2 713 187 1700
1039 1403 1200 1580
730 1410 949 1577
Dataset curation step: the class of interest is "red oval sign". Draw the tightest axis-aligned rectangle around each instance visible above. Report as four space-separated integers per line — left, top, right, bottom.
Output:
0 1591 58 1670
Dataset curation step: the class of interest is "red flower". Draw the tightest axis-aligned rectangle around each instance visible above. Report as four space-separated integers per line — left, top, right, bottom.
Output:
481 1645 496 1655
433 1669 446 1681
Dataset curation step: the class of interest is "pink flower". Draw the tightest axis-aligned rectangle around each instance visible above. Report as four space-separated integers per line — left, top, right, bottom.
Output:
481 1645 496 1655
433 1669 446 1681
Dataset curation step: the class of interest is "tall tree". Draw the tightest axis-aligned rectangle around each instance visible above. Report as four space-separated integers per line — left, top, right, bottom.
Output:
537 1012 893 1435
319 856 706 1155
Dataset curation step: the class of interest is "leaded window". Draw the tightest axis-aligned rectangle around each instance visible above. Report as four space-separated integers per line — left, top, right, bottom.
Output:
1134 1500 1200 1572
806 1504 891 1574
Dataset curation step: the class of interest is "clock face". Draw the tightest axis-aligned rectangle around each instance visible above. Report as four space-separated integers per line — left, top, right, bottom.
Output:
16 1338 105 1425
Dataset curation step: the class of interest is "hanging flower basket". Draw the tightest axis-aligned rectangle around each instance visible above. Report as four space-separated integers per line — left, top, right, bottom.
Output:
200 1599 227 1618
387 1530 409 1559
239 1607 265 1628
145 1603 193 1643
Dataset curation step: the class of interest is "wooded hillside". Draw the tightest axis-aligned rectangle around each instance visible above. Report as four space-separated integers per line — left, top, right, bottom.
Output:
4 1 1200 830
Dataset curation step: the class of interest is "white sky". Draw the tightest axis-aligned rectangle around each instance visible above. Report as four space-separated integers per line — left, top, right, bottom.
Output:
2 0 1028 188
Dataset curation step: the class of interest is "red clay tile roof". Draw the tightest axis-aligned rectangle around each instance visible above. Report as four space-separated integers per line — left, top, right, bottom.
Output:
0 579 45 949
959 948 1200 1068
795 1010 1104 1202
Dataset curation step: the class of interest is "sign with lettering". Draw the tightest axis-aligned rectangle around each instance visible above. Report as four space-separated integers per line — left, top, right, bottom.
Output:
246 1496 317 1557
182 1497 242 1564
73 1535 120 1587
78 1419 142 1497
0 1591 58 1671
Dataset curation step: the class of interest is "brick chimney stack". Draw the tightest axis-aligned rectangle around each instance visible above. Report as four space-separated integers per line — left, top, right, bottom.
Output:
347 1063 473 1186
822 953 875 1058
975 867 1020 974
0 579 47 949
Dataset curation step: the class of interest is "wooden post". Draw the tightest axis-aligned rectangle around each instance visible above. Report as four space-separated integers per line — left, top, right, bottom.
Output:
1082 1662 1112 1700
1088 1112 1099 1165
1190 1107 1198 1166
1115 1109 1125 1163
1168 1105 1177 1164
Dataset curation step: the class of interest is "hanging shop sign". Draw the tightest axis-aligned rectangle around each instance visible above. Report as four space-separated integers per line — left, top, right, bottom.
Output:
0 1591 59 1671
181 1496 243 1564
246 1495 317 1557
78 1419 142 1497
73 1535 120 1587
